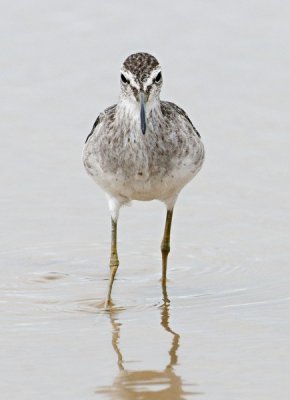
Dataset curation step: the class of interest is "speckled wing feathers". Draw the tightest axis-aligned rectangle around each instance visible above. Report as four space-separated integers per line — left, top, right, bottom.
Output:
85 104 117 144
160 101 201 138
85 115 100 143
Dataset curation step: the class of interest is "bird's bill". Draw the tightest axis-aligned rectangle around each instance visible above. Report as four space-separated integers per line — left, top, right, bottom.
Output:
139 92 146 134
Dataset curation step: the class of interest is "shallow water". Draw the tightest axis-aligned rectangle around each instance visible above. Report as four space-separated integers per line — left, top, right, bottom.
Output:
1 1 290 399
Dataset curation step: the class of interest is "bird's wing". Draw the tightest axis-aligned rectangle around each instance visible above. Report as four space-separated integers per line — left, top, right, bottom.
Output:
85 104 117 143
85 115 100 143
161 101 201 138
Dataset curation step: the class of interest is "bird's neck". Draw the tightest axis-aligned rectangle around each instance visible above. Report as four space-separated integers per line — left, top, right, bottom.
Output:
116 97 162 124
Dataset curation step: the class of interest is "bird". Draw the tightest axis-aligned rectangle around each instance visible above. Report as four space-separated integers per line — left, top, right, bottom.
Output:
83 52 204 307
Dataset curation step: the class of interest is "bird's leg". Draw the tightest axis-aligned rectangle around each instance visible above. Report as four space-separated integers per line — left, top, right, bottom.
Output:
161 208 174 287
105 217 119 307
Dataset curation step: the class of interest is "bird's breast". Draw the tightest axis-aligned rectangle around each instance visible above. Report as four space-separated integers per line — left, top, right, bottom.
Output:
83 121 204 202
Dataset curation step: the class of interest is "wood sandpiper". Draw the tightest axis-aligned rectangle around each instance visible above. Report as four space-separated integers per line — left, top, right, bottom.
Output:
83 52 205 307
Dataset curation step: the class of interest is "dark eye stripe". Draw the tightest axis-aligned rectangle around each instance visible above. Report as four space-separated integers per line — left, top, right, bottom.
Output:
121 73 128 84
154 71 162 82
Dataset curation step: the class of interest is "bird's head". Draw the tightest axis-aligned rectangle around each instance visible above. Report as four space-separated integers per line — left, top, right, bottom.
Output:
119 52 163 134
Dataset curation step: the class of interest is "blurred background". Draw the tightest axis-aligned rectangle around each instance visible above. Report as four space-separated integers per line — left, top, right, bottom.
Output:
1 1 290 399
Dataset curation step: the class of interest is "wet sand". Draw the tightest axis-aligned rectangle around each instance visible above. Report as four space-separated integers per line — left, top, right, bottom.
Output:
1 1 290 399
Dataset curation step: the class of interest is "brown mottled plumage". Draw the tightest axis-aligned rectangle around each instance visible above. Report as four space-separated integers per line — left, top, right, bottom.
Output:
82 52 205 306
123 53 159 83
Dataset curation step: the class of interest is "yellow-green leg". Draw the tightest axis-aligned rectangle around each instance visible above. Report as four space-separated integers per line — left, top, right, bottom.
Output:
161 209 174 288
105 218 119 308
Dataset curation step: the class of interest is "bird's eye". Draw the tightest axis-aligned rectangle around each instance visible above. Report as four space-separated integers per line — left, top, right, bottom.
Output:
154 72 162 82
121 73 128 84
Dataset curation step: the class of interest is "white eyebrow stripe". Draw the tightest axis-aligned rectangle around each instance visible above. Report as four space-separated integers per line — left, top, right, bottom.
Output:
144 68 162 90
120 69 140 90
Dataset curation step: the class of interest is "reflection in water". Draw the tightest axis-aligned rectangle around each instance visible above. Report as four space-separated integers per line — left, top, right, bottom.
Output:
96 286 201 399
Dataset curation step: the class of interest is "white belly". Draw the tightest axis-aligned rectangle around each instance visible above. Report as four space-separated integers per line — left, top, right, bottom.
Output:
86 152 202 205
